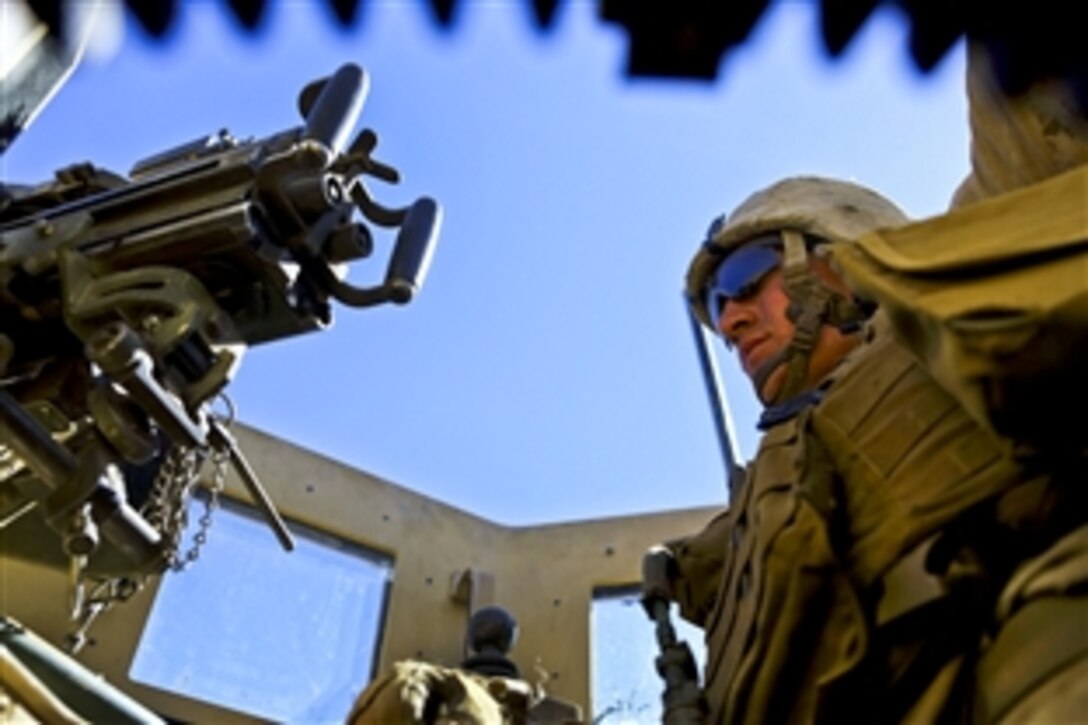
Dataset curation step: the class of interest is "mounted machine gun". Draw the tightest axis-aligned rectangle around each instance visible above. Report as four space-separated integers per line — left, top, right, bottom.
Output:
0 62 441 650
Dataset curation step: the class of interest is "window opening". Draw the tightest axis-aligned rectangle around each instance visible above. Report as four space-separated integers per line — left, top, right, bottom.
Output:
130 496 392 723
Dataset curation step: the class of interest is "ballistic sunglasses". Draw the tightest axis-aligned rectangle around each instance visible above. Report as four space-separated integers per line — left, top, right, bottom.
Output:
704 235 783 330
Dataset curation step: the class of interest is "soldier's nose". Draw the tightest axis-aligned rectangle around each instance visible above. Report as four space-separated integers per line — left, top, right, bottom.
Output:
719 298 755 341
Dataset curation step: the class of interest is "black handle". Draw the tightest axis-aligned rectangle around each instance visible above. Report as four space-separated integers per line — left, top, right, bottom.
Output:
302 63 369 156
386 197 442 303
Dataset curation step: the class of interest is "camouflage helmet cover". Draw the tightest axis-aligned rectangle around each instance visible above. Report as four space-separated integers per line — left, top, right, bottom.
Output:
686 176 910 328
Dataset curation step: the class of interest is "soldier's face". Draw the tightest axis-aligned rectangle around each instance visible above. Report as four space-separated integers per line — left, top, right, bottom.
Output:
716 257 859 404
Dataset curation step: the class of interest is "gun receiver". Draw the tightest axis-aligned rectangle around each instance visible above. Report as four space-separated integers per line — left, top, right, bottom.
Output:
0 63 441 644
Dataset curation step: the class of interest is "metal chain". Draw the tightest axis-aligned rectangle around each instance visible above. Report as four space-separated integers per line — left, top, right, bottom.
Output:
64 395 240 651
65 434 225 650
161 396 236 570
172 443 228 571
62 438 202 652
141 443 203 552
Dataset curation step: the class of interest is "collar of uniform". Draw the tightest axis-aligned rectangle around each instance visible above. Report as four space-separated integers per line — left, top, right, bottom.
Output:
758 388 825 430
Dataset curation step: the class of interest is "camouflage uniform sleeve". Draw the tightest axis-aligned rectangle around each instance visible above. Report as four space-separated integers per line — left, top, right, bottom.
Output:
950 43 1088 208
664 506 733 627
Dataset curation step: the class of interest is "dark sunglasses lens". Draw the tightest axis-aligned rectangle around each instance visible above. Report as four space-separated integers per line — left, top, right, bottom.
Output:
705 244 780 325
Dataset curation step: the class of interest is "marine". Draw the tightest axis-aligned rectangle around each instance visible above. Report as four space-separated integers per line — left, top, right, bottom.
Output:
659 43 1088 724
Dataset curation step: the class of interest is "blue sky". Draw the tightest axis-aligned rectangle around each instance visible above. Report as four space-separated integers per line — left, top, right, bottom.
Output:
4 1 970 525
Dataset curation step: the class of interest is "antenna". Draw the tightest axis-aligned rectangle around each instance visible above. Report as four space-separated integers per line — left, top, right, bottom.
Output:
685 296 742 493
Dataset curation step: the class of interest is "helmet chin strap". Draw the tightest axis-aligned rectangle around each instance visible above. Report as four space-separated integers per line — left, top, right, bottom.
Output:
750 230 866 406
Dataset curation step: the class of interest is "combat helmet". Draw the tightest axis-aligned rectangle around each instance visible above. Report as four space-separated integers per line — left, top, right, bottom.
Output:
687 176 909 405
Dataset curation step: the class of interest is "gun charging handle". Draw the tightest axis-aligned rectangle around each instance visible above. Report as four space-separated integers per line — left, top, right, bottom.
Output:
207 419 294 552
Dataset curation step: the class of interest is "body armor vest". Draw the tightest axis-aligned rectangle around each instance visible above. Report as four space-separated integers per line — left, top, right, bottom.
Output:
696 316 1035 724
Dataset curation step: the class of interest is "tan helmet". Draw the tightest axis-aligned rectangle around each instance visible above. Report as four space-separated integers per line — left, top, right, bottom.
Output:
686 176 910 329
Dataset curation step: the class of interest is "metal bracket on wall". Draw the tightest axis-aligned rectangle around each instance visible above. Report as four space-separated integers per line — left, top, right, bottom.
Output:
449 567 496 613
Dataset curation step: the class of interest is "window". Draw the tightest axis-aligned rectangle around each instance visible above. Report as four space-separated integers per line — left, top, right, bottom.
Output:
130 497 392 723
590 586 707 724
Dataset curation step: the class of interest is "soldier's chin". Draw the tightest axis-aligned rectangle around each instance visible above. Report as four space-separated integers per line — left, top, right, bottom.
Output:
755 366 787 406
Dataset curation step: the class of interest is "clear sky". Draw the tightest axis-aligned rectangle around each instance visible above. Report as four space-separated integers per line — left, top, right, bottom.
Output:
3 0 970 526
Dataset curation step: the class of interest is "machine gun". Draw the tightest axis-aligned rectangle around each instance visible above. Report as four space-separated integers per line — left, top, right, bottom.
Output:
0 62 441 648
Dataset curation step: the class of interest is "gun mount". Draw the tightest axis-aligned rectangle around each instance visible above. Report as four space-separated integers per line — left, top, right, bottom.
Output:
0 62 441 649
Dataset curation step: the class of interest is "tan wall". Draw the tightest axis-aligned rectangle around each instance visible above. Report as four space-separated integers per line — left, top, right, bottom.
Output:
0 423 722 721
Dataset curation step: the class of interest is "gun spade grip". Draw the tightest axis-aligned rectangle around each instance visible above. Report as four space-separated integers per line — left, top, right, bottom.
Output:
303 63 369 157
387 197 441 302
